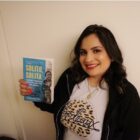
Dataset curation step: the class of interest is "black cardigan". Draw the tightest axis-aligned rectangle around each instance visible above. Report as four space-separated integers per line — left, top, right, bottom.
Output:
34 68 140 140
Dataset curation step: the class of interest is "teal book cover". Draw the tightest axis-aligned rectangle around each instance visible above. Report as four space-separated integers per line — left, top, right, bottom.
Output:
23 57 54 103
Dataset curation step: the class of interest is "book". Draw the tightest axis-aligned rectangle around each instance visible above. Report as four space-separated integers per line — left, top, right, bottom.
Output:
23 57 54 104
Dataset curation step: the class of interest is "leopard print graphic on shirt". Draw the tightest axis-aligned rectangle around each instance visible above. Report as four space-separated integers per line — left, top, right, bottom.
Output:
61 99 100 137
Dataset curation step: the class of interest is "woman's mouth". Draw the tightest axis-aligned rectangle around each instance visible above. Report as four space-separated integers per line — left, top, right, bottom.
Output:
85 64 98 70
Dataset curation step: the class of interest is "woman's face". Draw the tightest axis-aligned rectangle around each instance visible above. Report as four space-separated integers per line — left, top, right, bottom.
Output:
79 34 111 80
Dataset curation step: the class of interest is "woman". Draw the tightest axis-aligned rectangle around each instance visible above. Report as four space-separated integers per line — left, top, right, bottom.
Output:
19 24 140 140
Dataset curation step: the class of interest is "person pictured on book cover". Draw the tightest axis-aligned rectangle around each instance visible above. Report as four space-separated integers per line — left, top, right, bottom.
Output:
42 70 52 103
19 24 140 140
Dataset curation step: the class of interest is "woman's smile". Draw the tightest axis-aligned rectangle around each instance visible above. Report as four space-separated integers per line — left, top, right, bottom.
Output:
85 63 99 70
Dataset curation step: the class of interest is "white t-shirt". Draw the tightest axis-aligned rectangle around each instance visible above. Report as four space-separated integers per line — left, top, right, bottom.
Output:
61 78 109 140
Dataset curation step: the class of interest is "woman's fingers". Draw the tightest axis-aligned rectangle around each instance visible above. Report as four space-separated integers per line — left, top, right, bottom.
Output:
19 79 32 95
19 79 28 85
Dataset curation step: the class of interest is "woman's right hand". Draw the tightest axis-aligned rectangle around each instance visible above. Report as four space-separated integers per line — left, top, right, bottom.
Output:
19 79 32 96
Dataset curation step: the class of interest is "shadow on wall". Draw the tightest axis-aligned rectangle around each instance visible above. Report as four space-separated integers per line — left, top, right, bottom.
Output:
0 136 16 140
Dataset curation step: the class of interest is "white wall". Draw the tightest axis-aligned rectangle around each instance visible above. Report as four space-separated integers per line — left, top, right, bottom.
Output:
0 13 25 140
0 1 140 140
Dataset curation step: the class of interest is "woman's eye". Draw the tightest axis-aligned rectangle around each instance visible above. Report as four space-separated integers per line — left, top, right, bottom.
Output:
93 49 101 54
79 50 86 56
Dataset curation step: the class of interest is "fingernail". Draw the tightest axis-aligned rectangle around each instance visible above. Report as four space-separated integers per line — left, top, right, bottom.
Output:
28 89 32 94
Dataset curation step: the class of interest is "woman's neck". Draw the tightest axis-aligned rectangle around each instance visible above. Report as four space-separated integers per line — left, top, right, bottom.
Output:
87 76 101 87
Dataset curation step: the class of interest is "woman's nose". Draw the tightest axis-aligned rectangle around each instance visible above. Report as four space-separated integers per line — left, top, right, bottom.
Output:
85 52 94 62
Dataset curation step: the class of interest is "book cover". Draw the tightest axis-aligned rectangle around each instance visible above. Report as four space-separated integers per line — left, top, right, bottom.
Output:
23 57 54 104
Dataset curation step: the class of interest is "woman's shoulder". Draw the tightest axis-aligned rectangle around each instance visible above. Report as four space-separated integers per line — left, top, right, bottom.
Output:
123 79 139 99
124 79 138 92
63 67 73 74
59 67 73 79
56 67 75 84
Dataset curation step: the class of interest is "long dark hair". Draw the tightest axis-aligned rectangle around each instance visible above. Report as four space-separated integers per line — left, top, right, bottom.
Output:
70 24 127 94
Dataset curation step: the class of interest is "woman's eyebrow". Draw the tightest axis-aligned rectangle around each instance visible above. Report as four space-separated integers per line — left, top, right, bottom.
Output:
91 46 103 49
80 45 103 50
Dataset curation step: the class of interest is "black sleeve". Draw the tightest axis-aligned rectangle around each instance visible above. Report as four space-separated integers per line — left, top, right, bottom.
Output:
123 82 140 140
34 102 54 113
